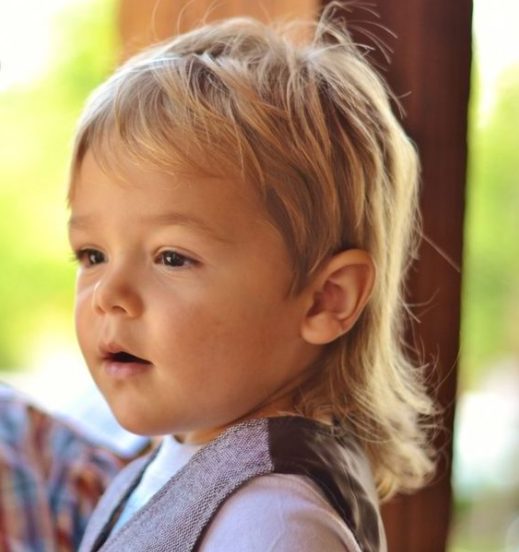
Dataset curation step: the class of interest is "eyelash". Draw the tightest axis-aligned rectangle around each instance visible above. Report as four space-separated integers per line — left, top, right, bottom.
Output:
71 248 196 269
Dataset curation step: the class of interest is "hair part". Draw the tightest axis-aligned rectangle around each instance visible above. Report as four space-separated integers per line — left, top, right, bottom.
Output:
69 4 436 500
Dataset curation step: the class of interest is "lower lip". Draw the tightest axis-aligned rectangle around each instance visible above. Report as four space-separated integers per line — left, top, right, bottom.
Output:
103 360 152 379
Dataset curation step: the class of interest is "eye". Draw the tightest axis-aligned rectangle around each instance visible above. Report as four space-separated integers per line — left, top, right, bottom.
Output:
73 248 106 267
157 250 195 268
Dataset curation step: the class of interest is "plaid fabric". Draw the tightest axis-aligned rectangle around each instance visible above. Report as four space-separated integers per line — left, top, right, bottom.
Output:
0 385 126 552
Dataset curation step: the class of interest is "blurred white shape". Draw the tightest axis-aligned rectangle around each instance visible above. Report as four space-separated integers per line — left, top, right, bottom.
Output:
3 340 90 411
453 359 519 497
473 0 519 121
0 0 87 90
506 515 519 552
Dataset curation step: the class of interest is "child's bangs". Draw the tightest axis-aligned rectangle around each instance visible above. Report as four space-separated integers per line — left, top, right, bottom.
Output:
71 58 244 185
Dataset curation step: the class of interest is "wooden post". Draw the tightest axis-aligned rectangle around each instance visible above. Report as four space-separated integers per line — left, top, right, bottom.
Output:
320 1 472 550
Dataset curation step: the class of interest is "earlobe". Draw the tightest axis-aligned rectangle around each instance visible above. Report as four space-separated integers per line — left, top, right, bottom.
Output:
300 249 375 345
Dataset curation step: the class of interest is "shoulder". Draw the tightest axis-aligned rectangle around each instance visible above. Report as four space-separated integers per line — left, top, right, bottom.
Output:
198 473 361 552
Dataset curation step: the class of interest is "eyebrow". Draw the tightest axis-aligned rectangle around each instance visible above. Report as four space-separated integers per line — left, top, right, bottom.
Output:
68 212 232 244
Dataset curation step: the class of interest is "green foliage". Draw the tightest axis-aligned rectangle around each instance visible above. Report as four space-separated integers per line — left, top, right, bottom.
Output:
0 0 117 369
461 66 519 387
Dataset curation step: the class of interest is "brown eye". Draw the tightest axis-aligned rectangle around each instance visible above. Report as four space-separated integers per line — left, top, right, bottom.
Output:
75 248 105 267
158 250 192 268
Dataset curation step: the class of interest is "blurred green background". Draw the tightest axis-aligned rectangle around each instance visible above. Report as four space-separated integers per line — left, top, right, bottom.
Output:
0 0 116 370
0 0 518 550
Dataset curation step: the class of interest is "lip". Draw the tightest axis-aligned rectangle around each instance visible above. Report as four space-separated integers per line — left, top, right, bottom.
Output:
102 358 152 379
98 341 152 379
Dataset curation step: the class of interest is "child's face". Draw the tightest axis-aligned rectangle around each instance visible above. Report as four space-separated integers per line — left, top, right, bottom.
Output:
69 149 317 443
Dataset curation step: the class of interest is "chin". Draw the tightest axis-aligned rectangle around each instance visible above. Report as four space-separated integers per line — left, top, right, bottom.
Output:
109 406 162 437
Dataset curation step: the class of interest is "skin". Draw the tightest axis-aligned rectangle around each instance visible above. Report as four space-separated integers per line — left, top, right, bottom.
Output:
70 150 317 443
69 148 374 445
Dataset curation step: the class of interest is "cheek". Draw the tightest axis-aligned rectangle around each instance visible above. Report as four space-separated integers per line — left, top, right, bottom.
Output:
155 293 286 369
74 289 95 352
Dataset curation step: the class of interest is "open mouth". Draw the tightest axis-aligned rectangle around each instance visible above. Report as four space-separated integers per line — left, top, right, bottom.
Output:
108 351 151 365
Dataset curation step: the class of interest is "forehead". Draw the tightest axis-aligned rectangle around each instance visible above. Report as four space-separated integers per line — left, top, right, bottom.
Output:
69 149 277 241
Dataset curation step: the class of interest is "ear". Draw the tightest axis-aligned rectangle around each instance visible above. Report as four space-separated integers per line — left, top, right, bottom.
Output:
300 249 375 345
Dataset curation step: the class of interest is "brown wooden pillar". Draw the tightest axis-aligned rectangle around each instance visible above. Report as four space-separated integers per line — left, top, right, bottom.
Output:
320 2 472 551
118 1 472 550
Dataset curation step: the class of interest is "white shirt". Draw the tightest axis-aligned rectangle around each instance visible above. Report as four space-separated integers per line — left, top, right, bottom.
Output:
113 435 360 551
112 435 203 531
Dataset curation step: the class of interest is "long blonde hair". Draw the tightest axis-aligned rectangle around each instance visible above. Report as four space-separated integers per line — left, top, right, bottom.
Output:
69 5 436 500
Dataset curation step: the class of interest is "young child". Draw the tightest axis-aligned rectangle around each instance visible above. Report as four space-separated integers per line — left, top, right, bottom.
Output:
69 7 436 551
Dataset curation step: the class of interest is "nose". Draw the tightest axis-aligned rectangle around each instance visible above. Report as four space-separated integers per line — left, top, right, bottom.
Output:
92 264 143 317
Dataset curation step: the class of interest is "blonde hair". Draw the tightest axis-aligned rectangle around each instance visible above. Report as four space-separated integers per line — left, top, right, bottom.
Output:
69 5 436 500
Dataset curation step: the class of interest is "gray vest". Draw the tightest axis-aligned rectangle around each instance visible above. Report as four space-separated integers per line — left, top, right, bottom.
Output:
79 416 386 551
